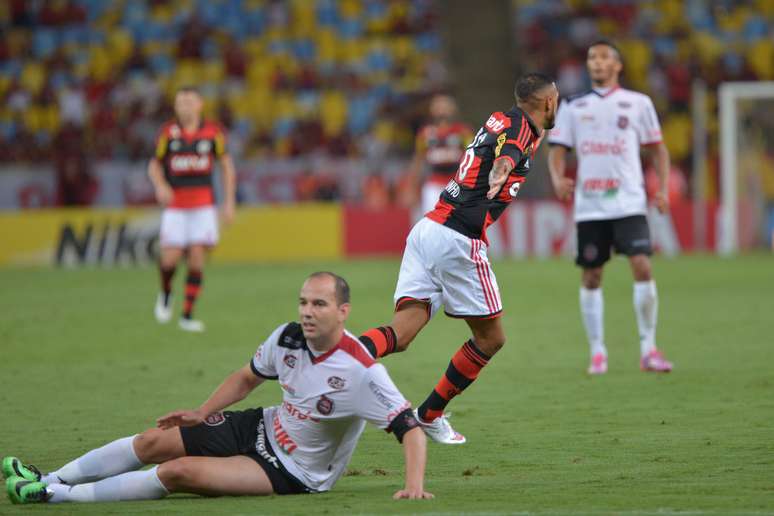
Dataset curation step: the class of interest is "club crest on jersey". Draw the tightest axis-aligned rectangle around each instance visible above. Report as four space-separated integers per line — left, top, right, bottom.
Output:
196 140 212 154
204 412 226 426
170 140 181 152
169 125 181 139
316 395 334 415
617 116 629 129
509 182 522 198
327 376 346 390
283 354 297 368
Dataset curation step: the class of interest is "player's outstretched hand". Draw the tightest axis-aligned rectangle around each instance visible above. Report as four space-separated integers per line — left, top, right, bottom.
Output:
393 488 434 500
156 410 205 430
552 176 575 201
654 191 669 214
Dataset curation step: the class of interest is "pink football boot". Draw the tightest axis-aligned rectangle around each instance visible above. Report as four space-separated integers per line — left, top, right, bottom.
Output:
587 353 608 375
640 349 673 372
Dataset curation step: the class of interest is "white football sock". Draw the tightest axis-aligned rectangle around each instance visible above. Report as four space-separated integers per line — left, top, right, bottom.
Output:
47 466 168 503
633 280 658 356
580 287 606 357
46 435 143 485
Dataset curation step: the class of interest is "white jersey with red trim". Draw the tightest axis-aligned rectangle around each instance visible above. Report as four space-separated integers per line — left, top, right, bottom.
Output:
250 322 410 492
547 87 663 222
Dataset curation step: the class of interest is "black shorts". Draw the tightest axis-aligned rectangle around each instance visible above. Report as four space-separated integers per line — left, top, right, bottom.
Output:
179 408 310 495
576 215 652 268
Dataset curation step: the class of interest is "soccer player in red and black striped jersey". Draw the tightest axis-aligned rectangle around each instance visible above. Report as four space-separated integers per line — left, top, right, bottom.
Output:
360 74 559 444
148 86 236 332
407 95 473 215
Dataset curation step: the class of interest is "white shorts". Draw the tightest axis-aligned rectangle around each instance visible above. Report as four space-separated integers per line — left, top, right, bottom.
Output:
159 206 219 248
394 218 503 319
421 181 446 216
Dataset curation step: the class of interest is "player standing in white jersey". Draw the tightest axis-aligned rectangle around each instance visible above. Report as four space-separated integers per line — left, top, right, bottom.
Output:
3 273 432 504
547 40 674 375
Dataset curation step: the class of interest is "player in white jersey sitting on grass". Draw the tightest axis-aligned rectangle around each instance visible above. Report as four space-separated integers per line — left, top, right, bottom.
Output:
547 39 674 375
3 272 432 504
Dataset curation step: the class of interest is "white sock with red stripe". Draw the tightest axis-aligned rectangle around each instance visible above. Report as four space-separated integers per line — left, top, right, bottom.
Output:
580 287 606 357
633 280 658 357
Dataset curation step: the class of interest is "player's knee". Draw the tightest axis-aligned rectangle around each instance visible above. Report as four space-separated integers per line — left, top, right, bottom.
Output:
157 458 194 491
582 268 603 289
134 428 166 463
474 333 505 356
631 256 652 281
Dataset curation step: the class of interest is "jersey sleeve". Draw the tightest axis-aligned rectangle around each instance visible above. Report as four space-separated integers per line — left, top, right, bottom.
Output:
154 126 169 160
249 324 287 380
354 364 411 430
493 116 530 168
636 97 663 145
547 99 574 148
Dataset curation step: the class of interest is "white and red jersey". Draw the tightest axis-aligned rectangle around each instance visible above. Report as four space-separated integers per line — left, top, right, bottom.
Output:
548 87 663 222
250 322 411 492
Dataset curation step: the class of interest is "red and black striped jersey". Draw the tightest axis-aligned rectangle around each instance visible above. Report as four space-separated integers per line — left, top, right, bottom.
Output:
415 122 473 183
426 106 542 244
154 119 227 209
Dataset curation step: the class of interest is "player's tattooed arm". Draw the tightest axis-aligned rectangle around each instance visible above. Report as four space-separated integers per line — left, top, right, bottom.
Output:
486 157 515 199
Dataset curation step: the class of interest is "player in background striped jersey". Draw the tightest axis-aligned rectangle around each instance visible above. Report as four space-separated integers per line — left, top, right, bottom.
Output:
148 86 236 333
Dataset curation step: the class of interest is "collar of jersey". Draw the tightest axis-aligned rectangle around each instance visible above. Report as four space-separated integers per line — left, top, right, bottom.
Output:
506 105 540 137
304 333 347 365
591 85 620 98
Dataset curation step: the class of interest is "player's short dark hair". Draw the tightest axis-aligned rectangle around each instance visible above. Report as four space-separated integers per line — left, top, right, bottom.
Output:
176 85 201 96
514 73 555 104
308 271 350 305
588 39 622 62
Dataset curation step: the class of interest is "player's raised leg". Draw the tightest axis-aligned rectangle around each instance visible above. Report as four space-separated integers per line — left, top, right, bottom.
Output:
360 300 430 358
629 254 672 372
415 316 505 444
179 243 207 332
155 245 184 324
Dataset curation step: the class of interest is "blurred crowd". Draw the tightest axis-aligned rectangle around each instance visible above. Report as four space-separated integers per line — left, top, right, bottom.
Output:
514 0 774 202
0 0 444 169
2 0 774 209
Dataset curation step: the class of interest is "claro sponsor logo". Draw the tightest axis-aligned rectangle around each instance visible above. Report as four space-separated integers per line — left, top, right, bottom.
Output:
579 139 627 156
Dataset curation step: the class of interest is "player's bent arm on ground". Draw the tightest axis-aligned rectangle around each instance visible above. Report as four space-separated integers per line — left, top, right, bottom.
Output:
486 157 515 200
643 142 671 212
147 158 172 205
219 153 237 220
393 426 433 500
157 365 264 429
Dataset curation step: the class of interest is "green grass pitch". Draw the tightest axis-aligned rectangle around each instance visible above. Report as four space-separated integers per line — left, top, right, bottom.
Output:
1 255 772 515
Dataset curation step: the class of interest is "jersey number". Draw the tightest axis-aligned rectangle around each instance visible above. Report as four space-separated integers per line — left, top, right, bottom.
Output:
457 129 486 181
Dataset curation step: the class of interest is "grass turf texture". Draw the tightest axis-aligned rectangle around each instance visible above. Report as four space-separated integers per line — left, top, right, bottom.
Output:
0 255 772 515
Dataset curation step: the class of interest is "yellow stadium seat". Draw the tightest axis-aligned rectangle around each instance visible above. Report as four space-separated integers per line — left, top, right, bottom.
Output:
747 40 774 79
662 114 692 162
20 63 46 96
